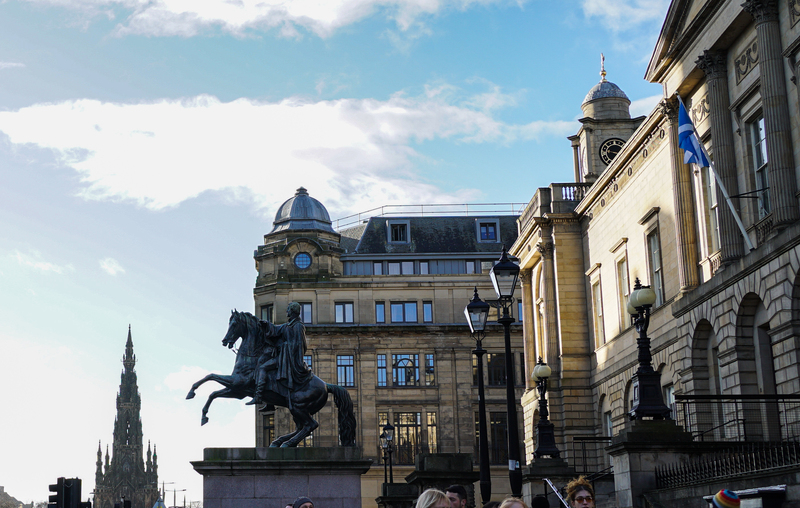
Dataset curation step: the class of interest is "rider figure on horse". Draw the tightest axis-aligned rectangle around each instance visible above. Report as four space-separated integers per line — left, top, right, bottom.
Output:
247 301 313 411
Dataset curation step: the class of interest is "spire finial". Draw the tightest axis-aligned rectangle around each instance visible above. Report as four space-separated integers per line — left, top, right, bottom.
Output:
600 53 607 81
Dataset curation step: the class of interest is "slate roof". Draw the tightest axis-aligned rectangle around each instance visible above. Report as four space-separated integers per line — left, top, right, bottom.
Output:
341 216 519 255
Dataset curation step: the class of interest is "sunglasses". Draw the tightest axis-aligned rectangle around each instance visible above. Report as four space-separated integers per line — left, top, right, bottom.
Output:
574 497 593 503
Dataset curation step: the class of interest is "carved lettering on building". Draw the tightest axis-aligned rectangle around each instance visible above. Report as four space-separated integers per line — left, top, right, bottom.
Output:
691 95 710 126
734 39 759 83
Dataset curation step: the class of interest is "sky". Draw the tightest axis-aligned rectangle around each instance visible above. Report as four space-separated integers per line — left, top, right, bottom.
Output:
0 0 669 504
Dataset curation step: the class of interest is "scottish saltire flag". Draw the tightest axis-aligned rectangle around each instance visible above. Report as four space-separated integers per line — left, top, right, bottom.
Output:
678 101 710 167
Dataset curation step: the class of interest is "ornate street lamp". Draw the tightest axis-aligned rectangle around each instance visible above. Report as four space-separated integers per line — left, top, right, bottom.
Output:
464 287 491 506
627 278 671 420
532 357 560 458
380 422 395 483
488 246 523 498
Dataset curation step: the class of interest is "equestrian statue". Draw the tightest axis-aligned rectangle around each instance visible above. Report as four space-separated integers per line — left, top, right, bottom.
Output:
186 302 357 447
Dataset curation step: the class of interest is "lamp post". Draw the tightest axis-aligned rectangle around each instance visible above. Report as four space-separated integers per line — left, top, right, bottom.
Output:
489 246 523 498
465 287 491 506
626 278 671 420
532 357 560 458
380 422 395 483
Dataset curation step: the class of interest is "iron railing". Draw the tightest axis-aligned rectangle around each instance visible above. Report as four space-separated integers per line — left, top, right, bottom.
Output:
571 436 613 475
675 394 800 442
655 441 800 488
389 443 437 465
332 203 524 230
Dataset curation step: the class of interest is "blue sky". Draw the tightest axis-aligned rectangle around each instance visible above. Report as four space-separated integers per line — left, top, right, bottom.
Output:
0 0 669 503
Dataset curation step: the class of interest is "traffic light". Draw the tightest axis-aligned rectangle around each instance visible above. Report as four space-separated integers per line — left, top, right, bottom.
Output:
49 477 65 508
64 478 82 508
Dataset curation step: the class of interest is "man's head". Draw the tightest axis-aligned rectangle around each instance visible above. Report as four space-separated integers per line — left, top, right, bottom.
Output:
446 485 468 508
292 497 313 508
287 302 301 319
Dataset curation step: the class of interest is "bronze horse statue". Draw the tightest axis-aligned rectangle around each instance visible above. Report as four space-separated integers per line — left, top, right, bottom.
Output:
186 310 356 447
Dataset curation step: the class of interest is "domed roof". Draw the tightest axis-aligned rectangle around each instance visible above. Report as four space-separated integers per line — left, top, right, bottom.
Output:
582 78 630 105
271 187 335 233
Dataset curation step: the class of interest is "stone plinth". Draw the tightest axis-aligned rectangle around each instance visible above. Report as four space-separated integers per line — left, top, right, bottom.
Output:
191 447 372 508
405 454 479 507
607 420 694 508
522 458 575 505
376 483 418 508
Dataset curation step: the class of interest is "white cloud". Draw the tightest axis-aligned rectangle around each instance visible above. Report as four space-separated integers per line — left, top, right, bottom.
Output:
582 0 668 32
0 62 25 69
99 257 125 275
0 88 576 217
20 0 529 38
629 94 662 118
12 250 75 274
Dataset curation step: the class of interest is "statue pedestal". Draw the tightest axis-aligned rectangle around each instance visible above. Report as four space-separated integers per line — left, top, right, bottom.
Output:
192 447 372 508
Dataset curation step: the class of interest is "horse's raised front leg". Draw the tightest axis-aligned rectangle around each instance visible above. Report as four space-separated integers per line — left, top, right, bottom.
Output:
186 373 232 400
201 387 233 426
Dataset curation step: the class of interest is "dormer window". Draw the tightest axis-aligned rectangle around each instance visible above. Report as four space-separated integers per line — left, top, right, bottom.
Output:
388 220 411 243
477 219 500 243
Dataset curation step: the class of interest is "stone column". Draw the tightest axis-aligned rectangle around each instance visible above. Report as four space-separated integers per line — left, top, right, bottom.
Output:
660 97 700 291
537 237 559 372
696 50 744 263
520 268 537 390
743 0 800 226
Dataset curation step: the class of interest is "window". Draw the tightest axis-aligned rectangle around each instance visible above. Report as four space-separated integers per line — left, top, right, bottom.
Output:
750 115 770 218
489 412 509 464
294 252 312 269
394 412 421 464
426 412 438 453
299 303 312 324
517 301 523 322
335 302 354 323
377 354 387 387
389 222 410 243
402 261 414 274
423 301 433 322
262 413 275 447
647 230 664 306
616 257 629 328
480 222 498 241
420 261 429 275
297 434 313 447
425 354 435 385
487 353 506 386
388 262 401 275
466 260 477 274
373 262 383 275
337 355 355 387
303 355 312 370
392 354 420 386
591 281 605 347
375 302 385 323
663 384 676 419
472 355 479 385
260 304 274 323
603 411 613 438
700 166 720 253
391 302 417 323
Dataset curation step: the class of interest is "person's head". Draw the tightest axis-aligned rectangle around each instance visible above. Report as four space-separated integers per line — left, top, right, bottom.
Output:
482 503 500 508
284 504 293 508
287 302 301 319
711 490 740 508
416 489 450 508
531 495 550 508
292 497 313 508
499 497 529 508
566 477 595 508
445 485 468 508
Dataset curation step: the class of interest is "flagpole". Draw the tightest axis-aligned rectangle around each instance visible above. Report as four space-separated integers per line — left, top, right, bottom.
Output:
675 94 755 252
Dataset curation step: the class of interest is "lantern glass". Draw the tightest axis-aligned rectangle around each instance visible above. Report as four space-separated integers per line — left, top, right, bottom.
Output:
464 290 490 333
383 422 395 442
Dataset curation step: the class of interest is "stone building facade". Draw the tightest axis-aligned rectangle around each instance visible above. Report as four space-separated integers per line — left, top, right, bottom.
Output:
94 328 159 508
510 0 800 493
251 188 525 506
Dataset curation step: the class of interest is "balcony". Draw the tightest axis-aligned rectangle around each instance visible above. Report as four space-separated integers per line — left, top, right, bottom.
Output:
518 183 591 237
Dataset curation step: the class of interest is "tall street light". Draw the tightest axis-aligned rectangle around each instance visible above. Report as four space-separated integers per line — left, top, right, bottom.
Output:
380 422 395 484
489 246 523 498
626 278 671 420
531 357 560 458
464 287 491 506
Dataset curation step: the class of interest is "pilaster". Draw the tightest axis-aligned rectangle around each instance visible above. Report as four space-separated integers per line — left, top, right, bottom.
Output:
696 50 744 263
742 0 800 226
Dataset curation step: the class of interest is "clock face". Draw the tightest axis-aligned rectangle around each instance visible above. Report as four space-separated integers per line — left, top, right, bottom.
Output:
599 138 625 165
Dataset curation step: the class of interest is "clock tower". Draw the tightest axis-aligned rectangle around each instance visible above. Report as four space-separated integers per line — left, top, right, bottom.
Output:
568 56 644 183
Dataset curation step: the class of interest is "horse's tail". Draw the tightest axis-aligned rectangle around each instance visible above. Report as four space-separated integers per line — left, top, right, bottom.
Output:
327 383 357 446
